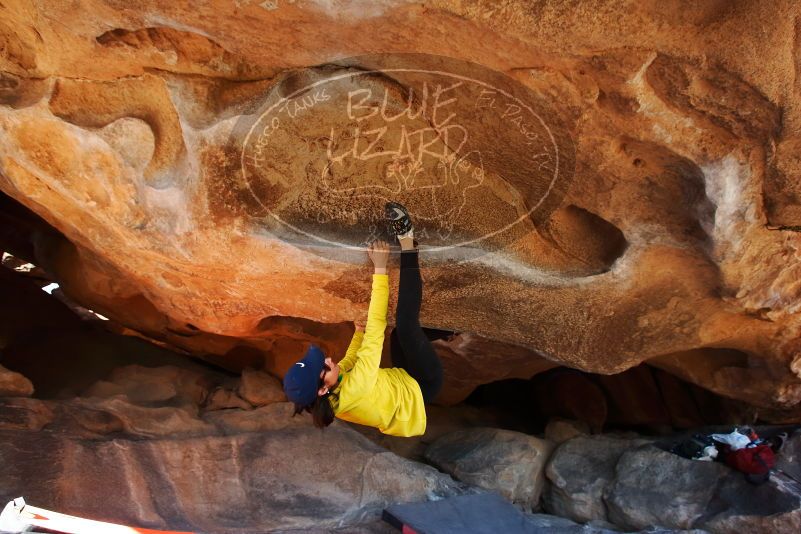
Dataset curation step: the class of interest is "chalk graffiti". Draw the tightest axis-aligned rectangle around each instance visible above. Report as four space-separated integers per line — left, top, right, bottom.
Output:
235 54 573 254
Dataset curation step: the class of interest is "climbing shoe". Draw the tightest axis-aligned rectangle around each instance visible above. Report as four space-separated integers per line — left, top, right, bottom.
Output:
385 201 413 238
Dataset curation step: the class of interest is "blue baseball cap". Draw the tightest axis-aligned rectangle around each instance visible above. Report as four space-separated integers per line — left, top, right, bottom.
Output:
283 345 326 407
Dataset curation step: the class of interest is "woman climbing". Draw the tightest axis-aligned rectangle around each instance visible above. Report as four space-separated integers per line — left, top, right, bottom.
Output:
282 202 443 437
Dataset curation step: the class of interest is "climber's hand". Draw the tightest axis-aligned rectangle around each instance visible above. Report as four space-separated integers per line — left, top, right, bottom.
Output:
368 240 390 274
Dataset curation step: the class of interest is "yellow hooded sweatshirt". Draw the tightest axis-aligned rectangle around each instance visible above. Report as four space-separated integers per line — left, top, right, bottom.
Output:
328 273 427 437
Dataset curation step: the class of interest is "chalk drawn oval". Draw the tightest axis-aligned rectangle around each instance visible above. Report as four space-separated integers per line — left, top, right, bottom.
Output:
232 53 575 259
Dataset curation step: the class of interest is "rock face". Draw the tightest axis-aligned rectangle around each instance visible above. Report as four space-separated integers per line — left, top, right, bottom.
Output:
605 447 727 530
83 364 212 406
0 397 466 532
544 436 801 533
424 427 554 510
544 435 650 522
1 2 801 414
544 418 590 444
238 368 286 407
0 365 33 397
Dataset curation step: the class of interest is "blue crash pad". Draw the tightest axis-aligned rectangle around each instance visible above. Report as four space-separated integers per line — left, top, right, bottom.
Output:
383 492 542 534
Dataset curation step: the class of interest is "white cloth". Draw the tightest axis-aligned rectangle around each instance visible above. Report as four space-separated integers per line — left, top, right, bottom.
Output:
711 429 751 451
697 445 719 461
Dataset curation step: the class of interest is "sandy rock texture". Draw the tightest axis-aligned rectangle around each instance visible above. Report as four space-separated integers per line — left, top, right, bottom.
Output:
1 0 801 414
0 397 467 532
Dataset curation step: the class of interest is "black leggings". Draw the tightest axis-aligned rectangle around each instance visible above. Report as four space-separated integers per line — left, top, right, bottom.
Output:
389 249 443 404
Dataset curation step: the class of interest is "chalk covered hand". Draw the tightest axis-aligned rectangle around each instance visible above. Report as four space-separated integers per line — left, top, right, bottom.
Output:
368 240 390 274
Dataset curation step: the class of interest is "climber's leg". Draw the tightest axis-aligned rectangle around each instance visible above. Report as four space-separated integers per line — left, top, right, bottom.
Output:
394 241 443 403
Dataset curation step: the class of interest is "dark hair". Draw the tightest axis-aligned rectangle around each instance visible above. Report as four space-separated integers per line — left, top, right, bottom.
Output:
292 389 335 429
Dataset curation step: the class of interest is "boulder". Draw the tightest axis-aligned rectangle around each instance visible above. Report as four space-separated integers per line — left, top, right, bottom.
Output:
203 402 307 434
346 403 505 463
204 387 253 411
0 400 466 532
57 401 125 436
545 418 591 444
238 368 285 406
70 397 214 438
0 364 33 397
0 397 53 431
606 443 801 533
546 434 801 533
543 435 649 522
697 471 801 534
425 427 554 510
605 445 727 530
1 327 223 399
82 364 213 406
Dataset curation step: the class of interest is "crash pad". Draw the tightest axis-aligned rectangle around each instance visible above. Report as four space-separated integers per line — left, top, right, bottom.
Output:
383 492 541 534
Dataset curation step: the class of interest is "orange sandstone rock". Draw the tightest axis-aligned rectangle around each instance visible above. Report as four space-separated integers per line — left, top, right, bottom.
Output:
0 0 800 416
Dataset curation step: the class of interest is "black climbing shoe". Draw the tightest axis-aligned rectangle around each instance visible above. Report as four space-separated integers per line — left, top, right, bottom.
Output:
385 202 413 238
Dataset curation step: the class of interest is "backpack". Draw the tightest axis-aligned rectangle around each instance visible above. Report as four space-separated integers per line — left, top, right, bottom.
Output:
724 444 775 476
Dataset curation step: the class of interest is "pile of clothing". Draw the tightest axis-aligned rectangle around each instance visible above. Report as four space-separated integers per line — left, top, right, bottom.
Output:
670 427 786 484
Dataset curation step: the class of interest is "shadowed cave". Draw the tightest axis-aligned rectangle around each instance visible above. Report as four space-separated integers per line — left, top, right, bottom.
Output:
466 362 755 436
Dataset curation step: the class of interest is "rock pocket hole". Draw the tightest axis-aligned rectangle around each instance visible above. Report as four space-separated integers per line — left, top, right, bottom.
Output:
538 205 628 275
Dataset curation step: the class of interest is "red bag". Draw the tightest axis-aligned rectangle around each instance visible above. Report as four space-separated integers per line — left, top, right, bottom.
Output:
724 444 776 475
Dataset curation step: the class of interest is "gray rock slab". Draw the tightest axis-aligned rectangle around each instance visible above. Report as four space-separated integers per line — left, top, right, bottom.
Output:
543 435 649 522
605 442 801 533
605 445 727 530
696 470 801 534
424 427 555 509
